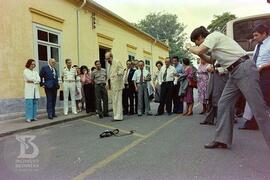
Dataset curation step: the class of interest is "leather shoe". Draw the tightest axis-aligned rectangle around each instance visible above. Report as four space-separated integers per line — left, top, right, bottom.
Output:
111 119 123 122
204 141 228 149
53 115 57 118
200 121 208 125
238 124 258 130
48 116 53 120
99 115 104 119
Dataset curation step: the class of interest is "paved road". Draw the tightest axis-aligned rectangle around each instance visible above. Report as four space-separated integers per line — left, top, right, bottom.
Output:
0 103 270 180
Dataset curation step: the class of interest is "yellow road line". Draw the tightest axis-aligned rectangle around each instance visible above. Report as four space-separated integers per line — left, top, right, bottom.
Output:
82 119 146 138
74 115 180 180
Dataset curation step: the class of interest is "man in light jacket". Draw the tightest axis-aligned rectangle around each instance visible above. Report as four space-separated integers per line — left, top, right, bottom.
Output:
106 52 125 121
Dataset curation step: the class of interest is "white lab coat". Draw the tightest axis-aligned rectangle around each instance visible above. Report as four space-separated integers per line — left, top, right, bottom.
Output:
23 68 41 99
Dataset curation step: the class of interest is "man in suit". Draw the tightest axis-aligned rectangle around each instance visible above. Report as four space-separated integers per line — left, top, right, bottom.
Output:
106 52 125 121
40 58 59 119
132 60 152 116
123 60 136 115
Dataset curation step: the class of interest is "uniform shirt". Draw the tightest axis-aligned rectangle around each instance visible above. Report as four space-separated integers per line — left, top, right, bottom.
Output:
62 67 76 81
254 36 270 68
132 68 151 83
203 31 246 68
158 65 176 85
92 68 107 84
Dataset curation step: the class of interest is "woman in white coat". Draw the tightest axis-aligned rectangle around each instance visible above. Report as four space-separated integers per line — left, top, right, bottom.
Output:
23 59 40 123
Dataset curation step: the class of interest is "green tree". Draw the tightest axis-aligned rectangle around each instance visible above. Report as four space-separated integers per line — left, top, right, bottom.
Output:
207 12 237 33
136 12 189 60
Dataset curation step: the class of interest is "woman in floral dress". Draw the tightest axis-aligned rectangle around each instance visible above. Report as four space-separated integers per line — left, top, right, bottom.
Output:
197 58 209 114
182 58 194 116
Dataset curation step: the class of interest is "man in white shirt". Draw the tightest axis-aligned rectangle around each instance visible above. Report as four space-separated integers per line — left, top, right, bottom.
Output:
186 26 270 149
239 24 270 130
155 58 177 116
132 60 152 116
62 59 77 115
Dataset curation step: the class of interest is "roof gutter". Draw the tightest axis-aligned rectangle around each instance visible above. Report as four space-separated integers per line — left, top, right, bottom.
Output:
76 0 87 66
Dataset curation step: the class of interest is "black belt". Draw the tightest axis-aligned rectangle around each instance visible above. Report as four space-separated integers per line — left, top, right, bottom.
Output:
227 55 249 72
162 81 173 83
96 83 106 86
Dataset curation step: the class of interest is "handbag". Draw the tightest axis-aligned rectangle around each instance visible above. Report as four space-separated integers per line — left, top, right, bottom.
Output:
188 79 197 88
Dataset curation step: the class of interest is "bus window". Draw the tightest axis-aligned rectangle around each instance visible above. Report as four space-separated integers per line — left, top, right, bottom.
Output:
233 17 270 51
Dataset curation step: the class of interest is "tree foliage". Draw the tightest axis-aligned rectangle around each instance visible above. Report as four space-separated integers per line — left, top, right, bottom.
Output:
136 12 190 60
207 12 237 33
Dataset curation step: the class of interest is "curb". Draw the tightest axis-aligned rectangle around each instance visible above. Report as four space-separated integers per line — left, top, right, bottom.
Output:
0 114 90 138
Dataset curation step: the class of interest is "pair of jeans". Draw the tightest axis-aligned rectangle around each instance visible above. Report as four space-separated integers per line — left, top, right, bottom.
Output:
25 99 38 120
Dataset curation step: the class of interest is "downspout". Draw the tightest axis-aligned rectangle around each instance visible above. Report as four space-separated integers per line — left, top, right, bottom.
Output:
151 39 157 74
76 0 87 66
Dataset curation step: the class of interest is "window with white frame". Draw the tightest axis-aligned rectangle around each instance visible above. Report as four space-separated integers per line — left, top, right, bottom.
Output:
33 24 61 74
145 59 151 73
128 52 136 61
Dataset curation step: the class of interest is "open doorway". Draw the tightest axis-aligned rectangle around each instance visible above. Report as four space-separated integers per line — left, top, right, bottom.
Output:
99 46 111 69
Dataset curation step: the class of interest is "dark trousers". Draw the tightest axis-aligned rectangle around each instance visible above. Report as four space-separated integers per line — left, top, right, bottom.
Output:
95 84 108 116
135 92 138 114
260 68 270 106
45 88 57 117
122 84 135 114
84 83 96 113
172 82 183 113
204 106 217 124
158 81 174 114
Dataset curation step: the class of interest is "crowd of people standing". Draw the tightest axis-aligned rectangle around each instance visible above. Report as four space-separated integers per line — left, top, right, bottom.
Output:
23 24 270 151
23 51 208 123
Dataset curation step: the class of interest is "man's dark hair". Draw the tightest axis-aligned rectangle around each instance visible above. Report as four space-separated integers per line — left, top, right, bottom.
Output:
155 61 163 67
94 60 100 65
190 26 210 42
138 60 144 64
25 59 35 68
91 67 96 72
182 58 190 66
65 58 71 64
80 65 89 74
252 24 269 35
171 56 179 62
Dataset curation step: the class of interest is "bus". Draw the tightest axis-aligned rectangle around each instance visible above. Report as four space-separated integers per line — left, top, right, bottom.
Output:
226 13 270 56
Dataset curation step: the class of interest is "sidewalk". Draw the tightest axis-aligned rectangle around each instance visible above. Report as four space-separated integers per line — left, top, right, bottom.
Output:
0 110 91 138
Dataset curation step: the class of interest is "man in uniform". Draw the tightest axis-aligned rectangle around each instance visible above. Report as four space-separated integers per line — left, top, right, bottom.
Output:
62 58 77 115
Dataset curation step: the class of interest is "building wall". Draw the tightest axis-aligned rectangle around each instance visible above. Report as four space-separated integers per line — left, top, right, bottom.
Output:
0 0 169 115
